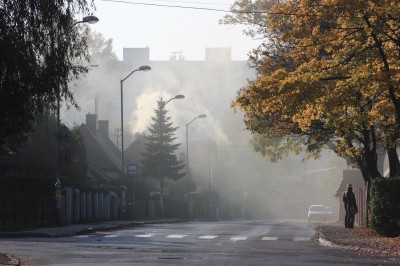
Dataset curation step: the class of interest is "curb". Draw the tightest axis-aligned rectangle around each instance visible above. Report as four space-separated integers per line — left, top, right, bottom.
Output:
0 219 186 238
0 253 20 266
318 237 376 253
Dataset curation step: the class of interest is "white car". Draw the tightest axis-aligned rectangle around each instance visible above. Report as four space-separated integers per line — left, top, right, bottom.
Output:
308 205 326 222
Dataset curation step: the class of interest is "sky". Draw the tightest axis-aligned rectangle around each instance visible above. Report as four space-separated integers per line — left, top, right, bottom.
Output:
89 0 260 61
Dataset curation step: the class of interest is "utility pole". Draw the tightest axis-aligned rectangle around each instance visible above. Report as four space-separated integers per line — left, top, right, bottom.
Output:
115 128 121 150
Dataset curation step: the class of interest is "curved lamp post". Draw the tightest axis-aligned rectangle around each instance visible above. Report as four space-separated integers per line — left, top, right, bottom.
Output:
158 94 185 217
73 15 99 27
120 65 151 176
164 94 185 106
55 15 99 224
57 14 100 181
186 114 206 218
56 15 99 186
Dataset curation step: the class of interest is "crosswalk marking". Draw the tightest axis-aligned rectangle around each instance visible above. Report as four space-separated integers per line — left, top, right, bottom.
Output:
230 236 247 241
198 235 218 240
75 233 311 242
104 234 119 238
166 234 188 239
134 234 155 238
293 237 311 241
262 236 278 241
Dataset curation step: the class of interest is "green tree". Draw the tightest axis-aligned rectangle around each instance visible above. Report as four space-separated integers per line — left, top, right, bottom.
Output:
0 0 95 158
141 98 186 205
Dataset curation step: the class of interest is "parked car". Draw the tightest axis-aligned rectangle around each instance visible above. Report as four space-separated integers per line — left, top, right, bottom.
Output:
308 205 326 222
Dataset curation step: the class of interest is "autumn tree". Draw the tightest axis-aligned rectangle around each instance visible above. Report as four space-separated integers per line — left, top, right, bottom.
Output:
0 0 95 158
224 1 400 186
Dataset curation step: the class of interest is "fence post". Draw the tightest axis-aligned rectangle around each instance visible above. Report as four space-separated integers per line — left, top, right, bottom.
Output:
80 191 86 220
86 192 92 220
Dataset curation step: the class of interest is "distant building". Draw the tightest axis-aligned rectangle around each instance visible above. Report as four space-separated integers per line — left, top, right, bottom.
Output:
119 47 254 128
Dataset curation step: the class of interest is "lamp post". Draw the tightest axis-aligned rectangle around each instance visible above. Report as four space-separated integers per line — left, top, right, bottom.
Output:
56 15 99 185
120 65 150 219
158 95 185 217
73 15 99 27
186 114 206 218
120 65 151 176
208 136 212 219
55 15 99 224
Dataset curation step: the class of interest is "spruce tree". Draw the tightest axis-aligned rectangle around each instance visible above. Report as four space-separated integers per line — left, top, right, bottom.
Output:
141 97 186 201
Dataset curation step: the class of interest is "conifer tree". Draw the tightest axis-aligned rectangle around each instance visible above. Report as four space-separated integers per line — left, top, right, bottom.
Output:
141 98 186 201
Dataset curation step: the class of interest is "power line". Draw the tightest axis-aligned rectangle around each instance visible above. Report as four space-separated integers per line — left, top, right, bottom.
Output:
100 0 400 19
100 0 268 13
61 107 79 128
147 0 231 6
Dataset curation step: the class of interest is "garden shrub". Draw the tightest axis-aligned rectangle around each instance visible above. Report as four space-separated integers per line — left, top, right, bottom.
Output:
370 178 400 237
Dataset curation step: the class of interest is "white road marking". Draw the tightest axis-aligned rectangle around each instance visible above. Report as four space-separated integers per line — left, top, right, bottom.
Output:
262 236 278 241
230 236 247 241
166 234 188 239
134 234 155 238
76 232 311 243
293 237 311 241
104 234 119 238
198 235 218 240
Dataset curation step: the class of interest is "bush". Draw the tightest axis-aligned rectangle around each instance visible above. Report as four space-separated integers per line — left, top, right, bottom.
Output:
370 178 400 237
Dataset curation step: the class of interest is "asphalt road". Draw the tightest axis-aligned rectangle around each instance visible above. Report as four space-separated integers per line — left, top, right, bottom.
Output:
0 219 396 265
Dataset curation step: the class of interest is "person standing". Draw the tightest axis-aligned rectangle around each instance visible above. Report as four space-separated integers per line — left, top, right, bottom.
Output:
343 184 358 228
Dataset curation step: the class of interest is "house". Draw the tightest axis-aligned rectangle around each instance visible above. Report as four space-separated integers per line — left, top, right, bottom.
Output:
79 113 123 185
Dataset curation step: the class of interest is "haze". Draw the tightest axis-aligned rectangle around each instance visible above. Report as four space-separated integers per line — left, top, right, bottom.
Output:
61 0 347 220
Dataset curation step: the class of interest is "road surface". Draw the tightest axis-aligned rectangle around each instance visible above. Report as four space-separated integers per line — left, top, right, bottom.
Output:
0 219 396 265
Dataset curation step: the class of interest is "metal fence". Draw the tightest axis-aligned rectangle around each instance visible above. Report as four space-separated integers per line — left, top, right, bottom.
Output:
0 190 56 229
0 187 190 230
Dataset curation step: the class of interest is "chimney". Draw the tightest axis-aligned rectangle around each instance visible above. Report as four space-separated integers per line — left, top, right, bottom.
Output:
86 113 97 133
98 120 109 139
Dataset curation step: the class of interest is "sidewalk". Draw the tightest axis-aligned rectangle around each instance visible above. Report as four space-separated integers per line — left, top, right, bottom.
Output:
0 220 146 238
317 223 400 259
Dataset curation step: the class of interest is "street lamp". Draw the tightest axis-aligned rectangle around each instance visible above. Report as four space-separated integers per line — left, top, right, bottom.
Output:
55 16 99 187
56 15 99 186
55 15 99 224
186 114 206 218
158 94 185 216
73 15 99 26
163 95 185 107
208 136 212 219
120 65 151 176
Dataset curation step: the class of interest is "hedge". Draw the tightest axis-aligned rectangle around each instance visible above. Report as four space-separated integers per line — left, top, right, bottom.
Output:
370 178 400 237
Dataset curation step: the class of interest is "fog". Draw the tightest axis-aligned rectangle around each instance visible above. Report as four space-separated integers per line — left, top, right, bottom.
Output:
63 33 347 220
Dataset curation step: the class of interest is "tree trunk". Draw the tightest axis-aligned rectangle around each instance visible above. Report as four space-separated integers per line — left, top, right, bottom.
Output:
387 147 400 178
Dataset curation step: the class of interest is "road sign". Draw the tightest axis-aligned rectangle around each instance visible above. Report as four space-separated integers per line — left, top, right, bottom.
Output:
127 164 138 177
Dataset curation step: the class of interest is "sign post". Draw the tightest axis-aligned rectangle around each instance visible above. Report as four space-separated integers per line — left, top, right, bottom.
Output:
127 164 138 220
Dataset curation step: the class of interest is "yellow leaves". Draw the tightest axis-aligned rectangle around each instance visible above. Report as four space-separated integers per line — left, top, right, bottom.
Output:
293 105 322 131
232 0 400 164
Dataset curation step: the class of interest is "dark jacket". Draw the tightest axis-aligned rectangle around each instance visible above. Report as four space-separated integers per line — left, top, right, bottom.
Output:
343 191 357 211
